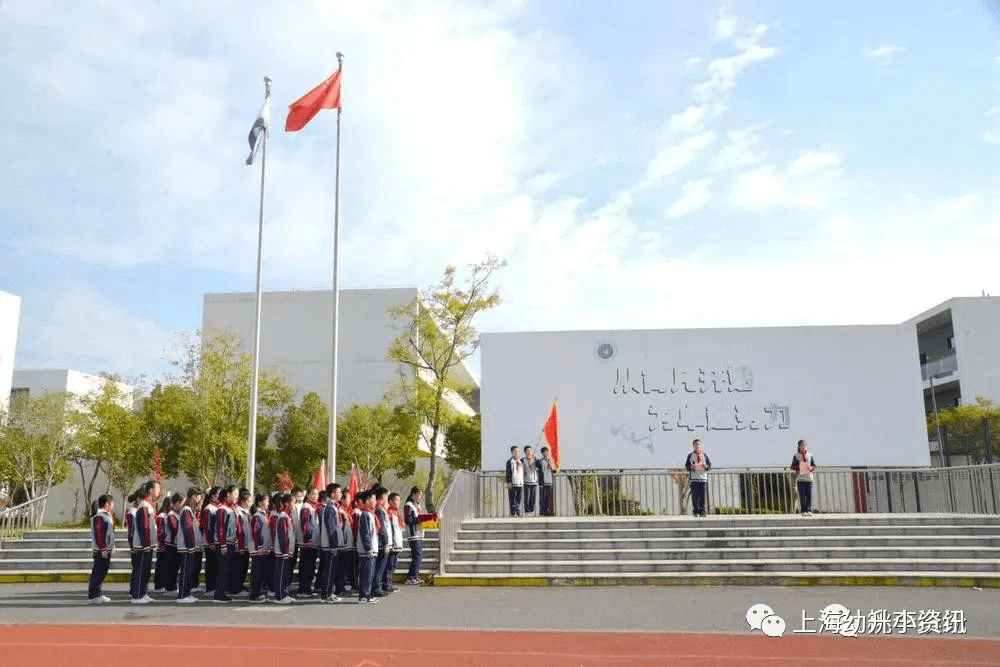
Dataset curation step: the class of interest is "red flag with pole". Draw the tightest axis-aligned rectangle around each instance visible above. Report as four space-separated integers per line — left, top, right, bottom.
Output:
310 460 327 492
285 68 342 132
347 466 359 501
543 400 559 470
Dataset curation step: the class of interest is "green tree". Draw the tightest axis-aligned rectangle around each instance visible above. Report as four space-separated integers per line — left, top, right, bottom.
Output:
337 403 420 482
444 413 482 471
69 378 148 515
165 329 294 487
0 391 75 505
389 255 503 509
270 392 329 488
929 396 1000 463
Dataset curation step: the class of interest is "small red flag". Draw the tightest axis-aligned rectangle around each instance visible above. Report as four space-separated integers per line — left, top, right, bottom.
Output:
347 467 359 501
310 460 327 492
543 401 559 470
285 69 342 132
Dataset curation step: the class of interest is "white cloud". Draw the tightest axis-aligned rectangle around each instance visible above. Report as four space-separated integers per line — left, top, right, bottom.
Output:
713 11 739 40
934 194 978 216
685 56 703 70
644 130 718 185
17 286 176 379
729 150 844 211
712 126 767 170
982 131 1000 144
526 171 570 193
693 39 779 100
666 179 713 218
867 44 905 62
789 151 840 175
667 105 711 134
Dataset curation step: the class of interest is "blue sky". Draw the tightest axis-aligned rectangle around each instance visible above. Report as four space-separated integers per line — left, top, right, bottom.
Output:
1 0 999 385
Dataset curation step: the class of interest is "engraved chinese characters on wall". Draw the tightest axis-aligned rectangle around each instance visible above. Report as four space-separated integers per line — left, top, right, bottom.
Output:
611 367 791 434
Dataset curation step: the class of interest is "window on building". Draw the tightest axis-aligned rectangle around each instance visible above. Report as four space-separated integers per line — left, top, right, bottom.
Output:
920 353 927 365
946 336 954 350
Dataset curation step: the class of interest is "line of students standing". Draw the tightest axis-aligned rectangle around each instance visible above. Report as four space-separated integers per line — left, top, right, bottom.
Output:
88 479 431 604
504 445 557 517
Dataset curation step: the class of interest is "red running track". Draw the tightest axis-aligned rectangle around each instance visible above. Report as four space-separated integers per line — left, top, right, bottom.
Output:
0 624 998 666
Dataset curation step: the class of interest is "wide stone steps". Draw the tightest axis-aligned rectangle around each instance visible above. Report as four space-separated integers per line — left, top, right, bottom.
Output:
0 529 440 577
439 514 1000 586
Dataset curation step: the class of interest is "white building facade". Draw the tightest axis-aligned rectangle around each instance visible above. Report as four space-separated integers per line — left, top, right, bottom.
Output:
0 290 20 415
202 288 478 453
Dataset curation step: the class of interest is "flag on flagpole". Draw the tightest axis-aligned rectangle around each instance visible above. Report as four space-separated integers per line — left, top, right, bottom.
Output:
246 80 271 165
347 466 359 501
543 400 559 470
310 459 327 492
285 69 342 132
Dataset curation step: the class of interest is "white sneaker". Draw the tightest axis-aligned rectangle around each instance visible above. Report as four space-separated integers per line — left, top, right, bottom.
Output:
131 597 151 604
177 596 198 604
154 588 165 593
100 595 111 603
88 597 104 604
140 594 154 603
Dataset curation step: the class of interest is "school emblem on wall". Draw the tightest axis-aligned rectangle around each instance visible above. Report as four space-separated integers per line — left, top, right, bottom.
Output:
595 340 616 362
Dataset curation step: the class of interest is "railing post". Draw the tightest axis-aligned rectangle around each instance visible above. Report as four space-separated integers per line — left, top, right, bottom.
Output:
912 471 922 513
885 472 893 513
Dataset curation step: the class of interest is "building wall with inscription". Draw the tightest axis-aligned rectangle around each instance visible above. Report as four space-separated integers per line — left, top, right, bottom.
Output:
481 324 929 469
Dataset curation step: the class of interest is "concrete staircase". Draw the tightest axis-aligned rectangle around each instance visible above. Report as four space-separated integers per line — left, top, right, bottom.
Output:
0 529 439 583
437 514 1000 587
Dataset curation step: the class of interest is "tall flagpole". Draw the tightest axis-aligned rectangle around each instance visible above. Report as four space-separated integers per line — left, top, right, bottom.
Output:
327 53 344 484
246 75 271 493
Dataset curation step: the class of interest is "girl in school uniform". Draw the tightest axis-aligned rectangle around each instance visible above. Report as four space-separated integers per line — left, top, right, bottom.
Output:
403 487 425 585
162 493 183 594
175 488 203 603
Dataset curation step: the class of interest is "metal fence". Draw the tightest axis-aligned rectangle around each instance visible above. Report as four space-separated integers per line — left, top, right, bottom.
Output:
474 465 1000 518
0 494 48 541
436 470 478 575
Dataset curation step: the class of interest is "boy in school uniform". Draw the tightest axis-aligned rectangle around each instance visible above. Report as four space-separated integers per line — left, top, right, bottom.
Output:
505 445 524 517
684 439 712 517
88 494 115 603
337 491 355 596
267 493 283 598
162 493 183 595
272 493 296 604
130 481 158 604
176 488 203 603
371 487 391 597
356 491 380 604
248 492 272 603
296 487 319 598
200 486 221 595
318 483 344 603
522 446 539 515
154 497 170 593
538 446 557 516
350 495 363 591
213 485 238 602
403 487 425 585
288 487 305 592
313 490 328 594
230 488 252 595
383 492 404 593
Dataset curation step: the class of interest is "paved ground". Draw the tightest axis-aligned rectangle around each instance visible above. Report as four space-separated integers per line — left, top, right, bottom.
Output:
0 583 997 637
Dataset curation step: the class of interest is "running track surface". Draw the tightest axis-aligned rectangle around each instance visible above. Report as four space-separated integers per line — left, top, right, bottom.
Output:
0 625 998 666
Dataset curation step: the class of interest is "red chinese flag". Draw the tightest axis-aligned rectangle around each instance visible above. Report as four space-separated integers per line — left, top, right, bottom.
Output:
543 402 559 470
347 467 359 501
285 69 342 132
310 460 327 492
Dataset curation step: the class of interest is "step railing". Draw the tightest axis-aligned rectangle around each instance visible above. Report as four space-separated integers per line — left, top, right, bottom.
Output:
0 494 48 542
475 465 1000 518
436 470 478 576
